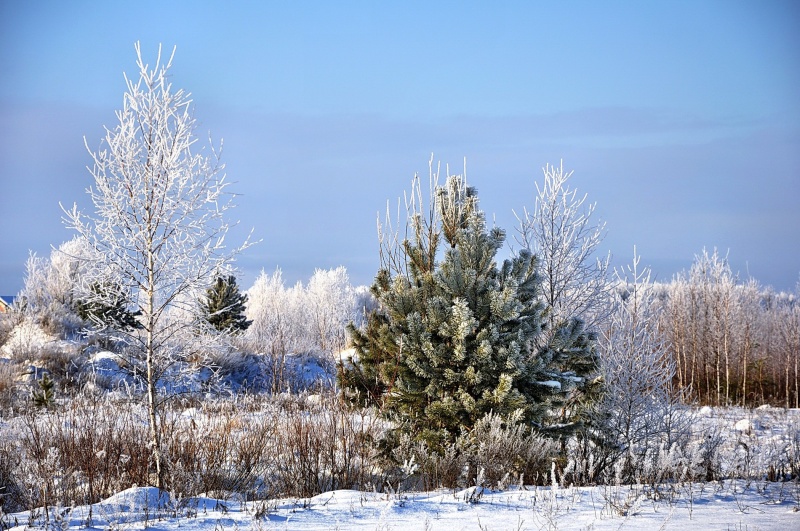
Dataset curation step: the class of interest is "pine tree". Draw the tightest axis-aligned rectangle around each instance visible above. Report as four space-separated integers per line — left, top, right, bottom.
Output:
201 275 252 333
339 169 598 450
32 373 55 409
77 281 142 332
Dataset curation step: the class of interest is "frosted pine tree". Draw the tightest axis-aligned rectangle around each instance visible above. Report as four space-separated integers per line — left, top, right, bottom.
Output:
200 275 251 333
340 162 597 449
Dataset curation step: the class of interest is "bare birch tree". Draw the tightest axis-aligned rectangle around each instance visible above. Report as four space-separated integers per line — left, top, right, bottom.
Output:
596 249 691 482
514 161 611 333
64 43 249 488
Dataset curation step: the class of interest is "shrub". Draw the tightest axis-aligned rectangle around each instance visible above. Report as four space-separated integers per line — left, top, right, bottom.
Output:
270 393 382 497
459 413 558 488
0 360 20 417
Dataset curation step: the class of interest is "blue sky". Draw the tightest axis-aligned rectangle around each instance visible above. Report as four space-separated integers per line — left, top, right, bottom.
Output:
1 0 798 294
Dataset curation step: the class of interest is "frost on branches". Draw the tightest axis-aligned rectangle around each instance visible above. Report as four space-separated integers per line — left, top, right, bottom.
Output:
514 161 612 333
590 249 693 483
339 159 598 451
63 43 250 488
18 237 96 337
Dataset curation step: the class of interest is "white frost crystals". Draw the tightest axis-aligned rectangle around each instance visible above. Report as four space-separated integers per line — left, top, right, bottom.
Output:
514 161 612 333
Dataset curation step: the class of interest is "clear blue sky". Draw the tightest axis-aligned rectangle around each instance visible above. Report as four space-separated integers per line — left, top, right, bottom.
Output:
1 0 798 294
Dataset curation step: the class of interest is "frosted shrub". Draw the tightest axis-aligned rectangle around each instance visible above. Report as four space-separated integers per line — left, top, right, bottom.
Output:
385 433 466 491
562 435 604 486
457 413 558 488
0 309 22 349
381 413 558 491
1 320 52 361
0 360 19 416
787 415 800 480
0 431 26 512
691 425 726 481
18 238 94 338
269 393 383 497
20 396 152 508
163 401 276 498
718 409 800 481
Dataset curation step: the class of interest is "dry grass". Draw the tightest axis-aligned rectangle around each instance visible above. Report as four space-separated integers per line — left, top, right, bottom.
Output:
2 391 797 516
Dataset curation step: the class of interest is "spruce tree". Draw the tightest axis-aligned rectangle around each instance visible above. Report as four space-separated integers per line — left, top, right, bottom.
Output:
33 373 56 409
77 281 142 332
200 275 252 333
339 171 598 449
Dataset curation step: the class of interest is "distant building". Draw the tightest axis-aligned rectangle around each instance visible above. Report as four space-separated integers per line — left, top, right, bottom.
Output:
0 295 15 313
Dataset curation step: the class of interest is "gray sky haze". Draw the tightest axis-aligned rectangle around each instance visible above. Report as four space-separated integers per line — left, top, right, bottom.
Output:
1 0 798 294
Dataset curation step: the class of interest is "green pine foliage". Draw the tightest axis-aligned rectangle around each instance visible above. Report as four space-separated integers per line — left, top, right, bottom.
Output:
201 275 252 333
32 373 55 409
339 173 598 450
77 281 142 332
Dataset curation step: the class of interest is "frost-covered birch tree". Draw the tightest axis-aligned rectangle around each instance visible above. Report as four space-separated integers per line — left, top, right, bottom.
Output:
64 43 249 488
595 249 691 482
306 266 357 354
514 162 611 333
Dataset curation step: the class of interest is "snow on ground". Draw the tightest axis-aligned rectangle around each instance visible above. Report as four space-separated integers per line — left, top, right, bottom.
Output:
5 481 798 530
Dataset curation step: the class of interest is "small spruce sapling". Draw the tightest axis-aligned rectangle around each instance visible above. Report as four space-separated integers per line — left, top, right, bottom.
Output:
32 373 55 409
200 275 252 333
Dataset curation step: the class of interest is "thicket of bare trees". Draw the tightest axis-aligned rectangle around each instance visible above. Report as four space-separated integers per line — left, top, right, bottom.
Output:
658 249 798 408
511 162 797 410
242 266 366 392
244 266 363 357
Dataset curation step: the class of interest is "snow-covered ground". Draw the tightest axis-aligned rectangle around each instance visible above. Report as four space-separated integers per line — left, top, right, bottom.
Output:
4 481 798 530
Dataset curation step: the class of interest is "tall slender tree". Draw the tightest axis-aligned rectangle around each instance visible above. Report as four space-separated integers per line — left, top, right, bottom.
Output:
64 43 250 488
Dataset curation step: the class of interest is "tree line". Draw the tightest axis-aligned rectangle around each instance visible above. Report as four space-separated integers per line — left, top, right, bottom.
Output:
653 249 799 408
